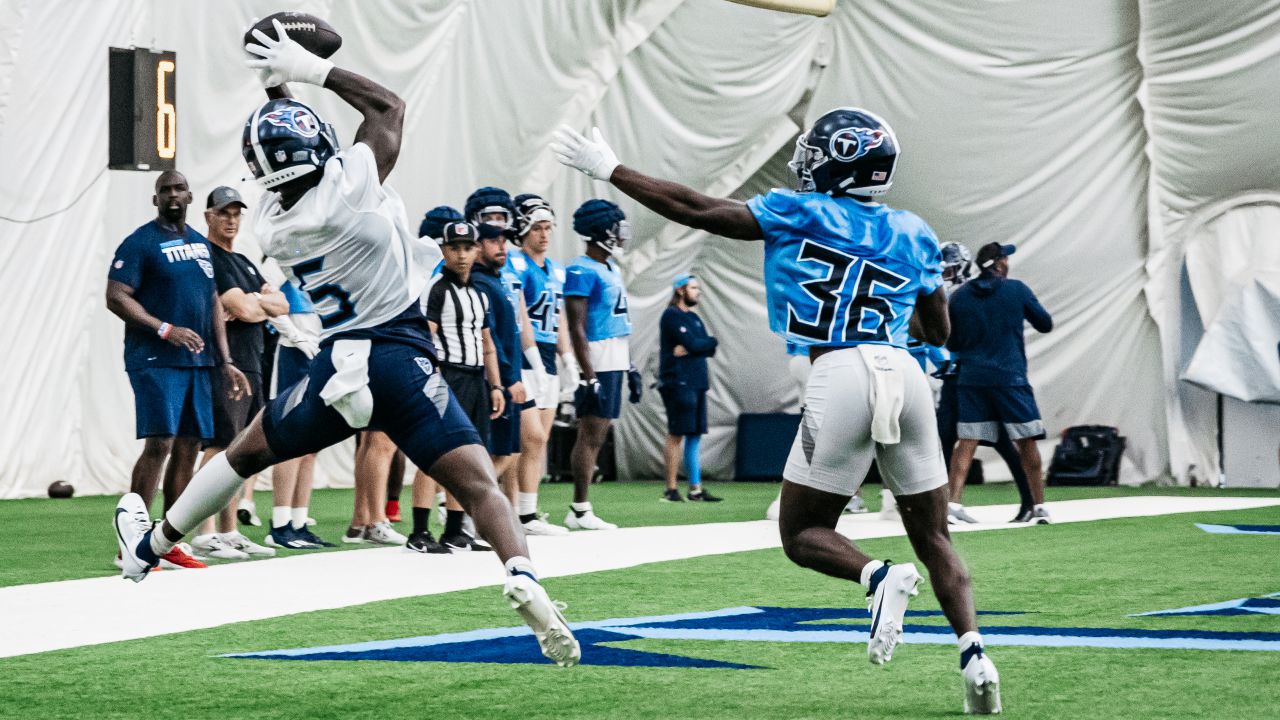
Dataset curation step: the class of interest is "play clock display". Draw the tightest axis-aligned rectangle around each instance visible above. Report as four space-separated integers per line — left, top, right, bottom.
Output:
108 47 176 171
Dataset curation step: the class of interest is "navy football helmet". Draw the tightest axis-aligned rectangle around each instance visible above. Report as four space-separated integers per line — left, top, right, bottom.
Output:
940 241 972 285
242 98 340 189
420 205 463 241
464 186 515 228
573 199 629 254
513 193 555 244
788 107 899 197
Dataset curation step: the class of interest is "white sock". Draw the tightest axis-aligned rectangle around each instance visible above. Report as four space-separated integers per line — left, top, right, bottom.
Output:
291 507 309 530
958 630 983 650
272 506 291 529
505 555 538 581
149 527 177 558
165 453 248 538
860 560 886 589
518 492 539 517
881 489 896 508
571 501 592 513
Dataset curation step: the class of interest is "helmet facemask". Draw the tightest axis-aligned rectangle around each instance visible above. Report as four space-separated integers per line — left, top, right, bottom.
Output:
787 133 821 193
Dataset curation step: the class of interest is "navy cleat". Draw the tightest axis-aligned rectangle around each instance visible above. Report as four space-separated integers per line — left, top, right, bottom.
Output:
264 524 321 550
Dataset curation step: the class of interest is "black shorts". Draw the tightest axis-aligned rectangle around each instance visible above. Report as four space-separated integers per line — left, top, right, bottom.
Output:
206 370 264 449
441 364 490 445
660 385 708 436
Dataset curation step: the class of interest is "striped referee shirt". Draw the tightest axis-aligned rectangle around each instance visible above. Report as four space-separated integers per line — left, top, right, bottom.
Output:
425 267 490 367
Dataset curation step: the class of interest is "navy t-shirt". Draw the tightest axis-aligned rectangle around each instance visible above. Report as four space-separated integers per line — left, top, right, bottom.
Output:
108 220 216 371
658 306 717 390
472 264 520 387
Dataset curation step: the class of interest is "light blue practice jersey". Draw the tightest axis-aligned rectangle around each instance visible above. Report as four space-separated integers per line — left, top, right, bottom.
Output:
564 255 631 342
906 337 950 372
508 250 565 344
747 190 943 350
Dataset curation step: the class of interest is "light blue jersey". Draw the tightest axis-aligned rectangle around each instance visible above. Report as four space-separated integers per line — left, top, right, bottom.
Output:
906 337 950 372
747 189 942 350
500 262 524 349
280 280 315 314
507 250 565 344
564 254 630 342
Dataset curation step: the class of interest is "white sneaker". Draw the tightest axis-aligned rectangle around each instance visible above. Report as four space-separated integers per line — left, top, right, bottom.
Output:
236 498 262 527
867 563 923 664
222 531 276 557
366 521 407 545
765 493 782 521
948 502 979 524
503 574 580 667
843 495 869 514
879 489 900 521
962 645 1002 714
191 533 250 561
563 509 617 531
113 493 156 583
523 517 570 536
1031 506 1052 525
342 527 368 545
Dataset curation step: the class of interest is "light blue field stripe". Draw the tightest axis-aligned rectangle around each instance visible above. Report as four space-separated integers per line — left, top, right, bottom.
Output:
1196 523 1280 535
223 606 763 658
1132 592 1280 617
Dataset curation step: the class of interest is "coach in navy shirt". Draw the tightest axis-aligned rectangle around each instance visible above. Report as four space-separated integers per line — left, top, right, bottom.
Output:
106 171 246 545
945 242 1053 524
658 274 721 503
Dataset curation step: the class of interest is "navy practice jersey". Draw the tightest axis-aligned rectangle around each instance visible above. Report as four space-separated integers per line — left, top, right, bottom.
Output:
747 190 943 350
508 250 565 344
108 221 217 370
564 255 631 342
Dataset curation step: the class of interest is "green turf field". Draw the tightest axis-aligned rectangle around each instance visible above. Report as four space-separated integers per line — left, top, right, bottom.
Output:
1 484 1278 719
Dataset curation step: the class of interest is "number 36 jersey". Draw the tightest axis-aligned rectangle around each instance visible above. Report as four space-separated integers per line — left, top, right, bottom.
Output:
254 142 443 341
747 189 942 351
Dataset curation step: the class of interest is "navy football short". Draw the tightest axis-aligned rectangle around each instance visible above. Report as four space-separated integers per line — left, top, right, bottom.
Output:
956 384 1046 442
575 370 624 420
206 370 264 449
263 341 481 473
127 366 214 439
271 345 312 399
487 387 522 456
660 385 707 436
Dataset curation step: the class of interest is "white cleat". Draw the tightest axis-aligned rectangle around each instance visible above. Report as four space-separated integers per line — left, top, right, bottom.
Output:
867 563 922 665
765 494 782 521
1031 506 1052 525
563 509 617 531
962 647 1002 714
236 498 263 527
843 495 869 514
191 534 250 561
503 574 580 667
948 502 979 524
523 517 570 536
879 490 900 521
113 493 157 583
365 521 408 545
222 531 276 557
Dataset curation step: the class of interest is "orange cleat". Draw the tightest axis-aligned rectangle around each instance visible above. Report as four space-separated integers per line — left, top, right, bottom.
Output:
386 499 402 523
160 544 207 569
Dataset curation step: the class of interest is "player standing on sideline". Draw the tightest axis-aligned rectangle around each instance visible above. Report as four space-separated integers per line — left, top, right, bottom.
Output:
561 199 642 531
552 109 1001 711
114 20 578 667
508 194 574 535
657 274 722 502
106 170 249 570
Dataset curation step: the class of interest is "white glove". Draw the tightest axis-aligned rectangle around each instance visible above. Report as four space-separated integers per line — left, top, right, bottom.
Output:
524 346 551 394
550 125 620 181
294 337 321 360
245 18 334 88
558 352 581 398
267 315 321 359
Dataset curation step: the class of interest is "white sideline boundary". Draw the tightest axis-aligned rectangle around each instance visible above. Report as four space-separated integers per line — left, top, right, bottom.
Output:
1 495 1277 659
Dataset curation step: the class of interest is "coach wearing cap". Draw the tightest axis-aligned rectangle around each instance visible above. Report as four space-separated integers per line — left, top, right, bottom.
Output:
657 273 721 503
944 242 1054 524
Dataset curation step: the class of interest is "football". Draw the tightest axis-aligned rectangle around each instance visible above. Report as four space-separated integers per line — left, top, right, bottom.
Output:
244 12 342 58
47 480 74 499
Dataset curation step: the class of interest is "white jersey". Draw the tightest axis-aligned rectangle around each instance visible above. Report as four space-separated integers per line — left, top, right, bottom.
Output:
254 143 442 340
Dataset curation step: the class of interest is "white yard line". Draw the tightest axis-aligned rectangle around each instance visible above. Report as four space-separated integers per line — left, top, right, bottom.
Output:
1 495 1276 659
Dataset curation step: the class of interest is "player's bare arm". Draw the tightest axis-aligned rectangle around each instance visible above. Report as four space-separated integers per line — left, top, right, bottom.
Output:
324 69 405 182
909 286 950 347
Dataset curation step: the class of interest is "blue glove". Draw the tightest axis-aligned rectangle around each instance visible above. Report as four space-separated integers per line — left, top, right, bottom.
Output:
627 365 643 404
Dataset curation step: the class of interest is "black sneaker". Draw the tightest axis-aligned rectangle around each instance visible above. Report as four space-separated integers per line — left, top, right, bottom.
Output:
660 489 684 503
441 531 493 552
406 531 452 554
1010 507 1034 523
687 488 723 502
294 527 335 547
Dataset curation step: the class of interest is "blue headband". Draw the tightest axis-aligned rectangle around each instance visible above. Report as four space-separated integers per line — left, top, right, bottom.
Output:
672 273 694 290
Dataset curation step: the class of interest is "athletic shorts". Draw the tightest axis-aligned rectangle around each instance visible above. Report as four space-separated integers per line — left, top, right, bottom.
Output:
956 384 1046 442
442 363 491 445
660 385 708 436
783 346 947 498
206 370 265 449
271 345 313 399
127 366 214 440
575 369 624 420
263 341 481 473
487 387 522 456
521 343 560 410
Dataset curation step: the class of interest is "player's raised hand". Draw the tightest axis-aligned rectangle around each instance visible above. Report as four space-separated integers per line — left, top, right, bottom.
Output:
245 18 333 88
550 125 620 181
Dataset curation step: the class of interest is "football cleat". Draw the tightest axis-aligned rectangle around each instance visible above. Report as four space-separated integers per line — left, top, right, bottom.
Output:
265 524 321 549
341 527 368 545
1031 506 1052 525
503 574 580 667
843 495 868 514
292 526 335 547
113 493 158 583
159 544 207 570
948 503 980 524
191 534 250 561
522 517 570 536
365 521 407 546
236 498 263 527
386 499 402 523
441 530 492 552
867 563 922 665
564 509 618 531
222 531 276 557
961 644 1002 714
406 531 451 554
1010 507 1034 523
660 488 684 503
687 488 723 503
879 489 900 521
765 494 782 521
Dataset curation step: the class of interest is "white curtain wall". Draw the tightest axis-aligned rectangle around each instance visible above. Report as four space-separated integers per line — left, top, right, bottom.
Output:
3 0 1279 497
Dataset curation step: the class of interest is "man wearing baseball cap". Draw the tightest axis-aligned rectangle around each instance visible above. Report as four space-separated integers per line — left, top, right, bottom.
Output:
945 242 1054 525
657 273 721 503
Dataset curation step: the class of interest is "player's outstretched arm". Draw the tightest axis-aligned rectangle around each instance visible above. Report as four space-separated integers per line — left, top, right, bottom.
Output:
323 69 405 183
551 126 762 241
909 286 950 347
